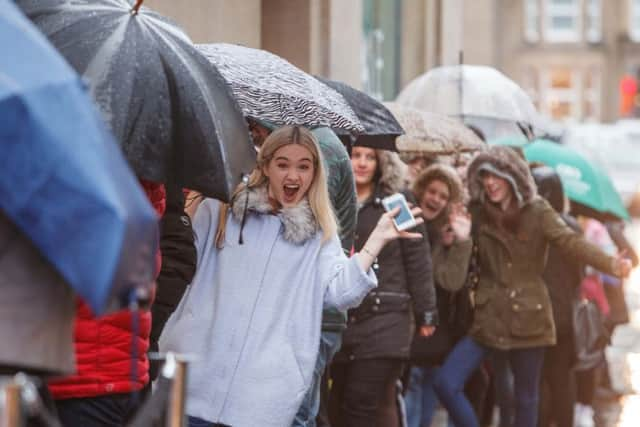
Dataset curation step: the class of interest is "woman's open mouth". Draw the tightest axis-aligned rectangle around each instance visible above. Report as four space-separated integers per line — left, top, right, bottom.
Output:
283 184 300 202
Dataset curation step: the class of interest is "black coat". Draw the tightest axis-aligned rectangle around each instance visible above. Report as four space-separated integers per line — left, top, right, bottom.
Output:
149 183 197 380
543 214 584 337
334 188 437 361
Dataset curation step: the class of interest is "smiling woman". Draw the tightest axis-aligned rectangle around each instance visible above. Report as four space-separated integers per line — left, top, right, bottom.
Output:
159 126 425 427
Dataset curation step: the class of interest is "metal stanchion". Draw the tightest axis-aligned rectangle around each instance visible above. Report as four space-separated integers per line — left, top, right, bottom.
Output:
1 380 23 427
164 353 188 427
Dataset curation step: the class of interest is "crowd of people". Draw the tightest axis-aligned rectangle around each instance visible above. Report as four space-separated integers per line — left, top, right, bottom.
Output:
4 121 637 427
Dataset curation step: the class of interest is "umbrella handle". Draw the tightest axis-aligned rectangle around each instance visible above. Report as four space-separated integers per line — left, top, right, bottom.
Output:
131 0 144 15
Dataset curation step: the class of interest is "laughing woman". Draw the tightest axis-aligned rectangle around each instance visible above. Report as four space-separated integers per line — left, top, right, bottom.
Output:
432 146 632 427
159 126 424 427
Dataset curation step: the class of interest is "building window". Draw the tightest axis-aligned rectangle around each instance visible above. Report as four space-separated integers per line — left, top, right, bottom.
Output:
544 0 581 42
586 0 602 42
524 0 540 42
536 67 600 122
541 68 581 121
630 0 640 41
362 0 402 101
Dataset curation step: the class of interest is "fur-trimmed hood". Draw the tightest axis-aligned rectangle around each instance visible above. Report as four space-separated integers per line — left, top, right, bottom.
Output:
413 163 464 205
230 184 319 245
467 146 537 207
375 149 408 195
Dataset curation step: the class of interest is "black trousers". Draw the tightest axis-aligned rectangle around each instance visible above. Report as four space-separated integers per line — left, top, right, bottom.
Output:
539 335 576 427
329 359 403 427
55 393 141 427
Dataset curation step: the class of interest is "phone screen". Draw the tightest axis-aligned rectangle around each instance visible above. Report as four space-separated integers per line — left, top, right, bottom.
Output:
386 198 413 226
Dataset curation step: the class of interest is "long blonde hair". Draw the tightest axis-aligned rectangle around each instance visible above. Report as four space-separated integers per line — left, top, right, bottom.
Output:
215 126 337 246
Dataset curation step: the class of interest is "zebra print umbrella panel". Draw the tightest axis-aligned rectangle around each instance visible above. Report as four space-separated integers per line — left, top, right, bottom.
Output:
197 43 364 133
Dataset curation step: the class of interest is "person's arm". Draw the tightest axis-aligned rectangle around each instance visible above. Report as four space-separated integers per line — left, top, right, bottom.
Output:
435 204 473 292
540 200 631 277
321 205 426 310
434 239 473 292
397 191 437 333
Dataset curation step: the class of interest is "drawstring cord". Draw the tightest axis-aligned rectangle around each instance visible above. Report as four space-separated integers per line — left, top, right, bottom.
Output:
238 175 250 245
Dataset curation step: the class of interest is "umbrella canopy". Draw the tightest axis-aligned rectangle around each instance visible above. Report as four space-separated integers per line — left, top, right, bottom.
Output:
196 43 364 133
384 102 485 155
315 77 403 150
396 65 537 126
18 0 256 202
491 138 630 221
1 0 158 314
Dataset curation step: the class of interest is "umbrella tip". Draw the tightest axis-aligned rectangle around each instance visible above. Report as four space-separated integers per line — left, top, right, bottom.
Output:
131 0 144 15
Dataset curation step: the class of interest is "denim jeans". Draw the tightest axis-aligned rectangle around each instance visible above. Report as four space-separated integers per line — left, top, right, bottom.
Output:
434 336 545 427
491 350 515 427
404 366 440 427
292 330 342 427
433 336 488 427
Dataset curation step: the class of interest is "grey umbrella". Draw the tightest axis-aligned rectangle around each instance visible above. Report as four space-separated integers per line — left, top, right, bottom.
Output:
197 43 364 133
18 0 256 201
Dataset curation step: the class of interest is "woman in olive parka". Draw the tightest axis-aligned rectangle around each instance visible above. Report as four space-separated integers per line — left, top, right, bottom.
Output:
433 146 632 427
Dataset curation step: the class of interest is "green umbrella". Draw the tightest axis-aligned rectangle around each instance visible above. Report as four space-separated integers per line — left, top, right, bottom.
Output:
490 138 629 221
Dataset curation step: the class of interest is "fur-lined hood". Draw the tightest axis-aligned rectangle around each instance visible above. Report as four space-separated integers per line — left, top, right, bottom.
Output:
230 184 319 245
467 146 537 207
375 149 408 195
413 163 464 205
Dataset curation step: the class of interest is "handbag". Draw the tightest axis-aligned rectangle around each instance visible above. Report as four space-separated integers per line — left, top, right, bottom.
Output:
572 296 610 371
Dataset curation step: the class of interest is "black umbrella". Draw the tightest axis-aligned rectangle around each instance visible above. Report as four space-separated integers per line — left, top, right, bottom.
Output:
18 0 256 201
316 77 404 150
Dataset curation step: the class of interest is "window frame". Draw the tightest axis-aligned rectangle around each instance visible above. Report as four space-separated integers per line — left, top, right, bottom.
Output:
543 0 582 43
629 0 640 42
585 0 602 43
524 0 541 42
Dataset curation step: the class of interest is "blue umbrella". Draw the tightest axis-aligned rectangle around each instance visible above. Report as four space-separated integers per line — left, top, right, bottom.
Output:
0 0 159 314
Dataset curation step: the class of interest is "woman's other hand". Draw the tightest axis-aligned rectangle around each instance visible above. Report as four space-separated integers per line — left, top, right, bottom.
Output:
419 325 436 337
612 250 633 278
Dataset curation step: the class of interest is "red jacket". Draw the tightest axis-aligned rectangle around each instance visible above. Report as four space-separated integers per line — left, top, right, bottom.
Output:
49 180 166 399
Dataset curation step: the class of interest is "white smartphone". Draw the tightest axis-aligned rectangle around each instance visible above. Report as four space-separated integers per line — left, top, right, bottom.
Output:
381 193 417 231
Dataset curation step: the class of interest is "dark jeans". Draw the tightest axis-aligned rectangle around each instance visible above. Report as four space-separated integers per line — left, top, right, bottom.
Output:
433 336 545 427
292 330 342 427
539 335 576 427
329 358 404 427
55 393 141 427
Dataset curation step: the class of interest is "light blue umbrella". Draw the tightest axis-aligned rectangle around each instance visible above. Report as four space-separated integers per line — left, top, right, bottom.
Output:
0 0 159 314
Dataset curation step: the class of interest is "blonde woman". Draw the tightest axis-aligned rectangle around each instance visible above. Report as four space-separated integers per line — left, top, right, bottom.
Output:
159 126 424 427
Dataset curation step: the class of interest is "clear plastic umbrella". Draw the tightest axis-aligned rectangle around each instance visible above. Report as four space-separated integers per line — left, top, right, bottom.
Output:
396 65 537 126
384 102 485 155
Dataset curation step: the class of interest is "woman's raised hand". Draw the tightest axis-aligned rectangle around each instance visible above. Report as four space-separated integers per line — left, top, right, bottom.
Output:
375 206 425 243
612 250 633 278
449 203 471 241
355 206 424 272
